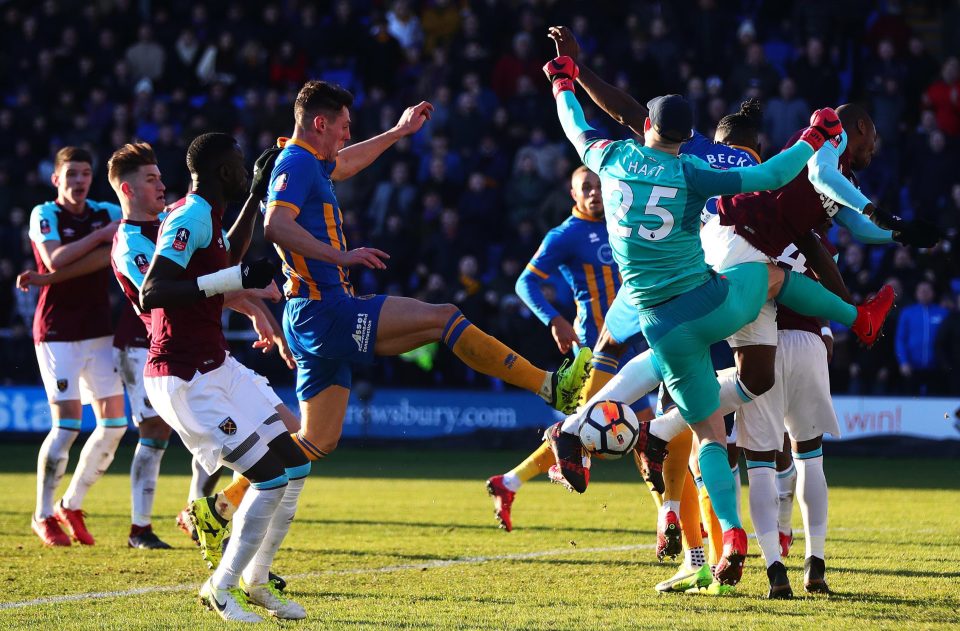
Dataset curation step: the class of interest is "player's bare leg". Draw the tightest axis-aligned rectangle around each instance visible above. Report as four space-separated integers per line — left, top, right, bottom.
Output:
375 296 590 414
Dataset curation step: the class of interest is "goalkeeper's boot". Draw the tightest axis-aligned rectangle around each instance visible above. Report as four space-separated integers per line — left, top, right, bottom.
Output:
766 561 794 599
485 475 516 532
804 556 832 594
549 347 592 414
32 514 71 547
200 578 263 623
656 508 683 561
54 500 94 545
656 563 713 593
176 505 199 543
544 422 590 493
128 524 172 549
634 424 669 494
851 285 895 347
779 530 794 558
241 578 306 620
189 496 231 569
714 527 748 586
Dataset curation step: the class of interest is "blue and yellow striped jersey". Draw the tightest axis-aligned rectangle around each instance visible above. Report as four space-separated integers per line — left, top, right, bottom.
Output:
266 137 353 300
515 208 621 348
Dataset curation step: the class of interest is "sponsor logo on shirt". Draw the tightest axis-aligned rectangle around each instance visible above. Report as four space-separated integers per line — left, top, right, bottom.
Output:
62 227 75 237
218 417 237 435
173 227 190 252
134 254 149 273
40 219 51 235
273 173 288 192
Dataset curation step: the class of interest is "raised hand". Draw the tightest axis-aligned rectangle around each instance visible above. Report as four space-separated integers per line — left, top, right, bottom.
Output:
394 102 434 136
547 26 580 61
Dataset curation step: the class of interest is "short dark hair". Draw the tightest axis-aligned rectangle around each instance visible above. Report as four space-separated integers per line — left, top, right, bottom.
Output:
294 80 354 127
185 132 237 176
54 146 93 171
107 142 157 185
837 103 874 133
716 98 763 149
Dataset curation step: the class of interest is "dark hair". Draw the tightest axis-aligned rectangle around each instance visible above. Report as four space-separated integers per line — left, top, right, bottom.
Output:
185 132 237 176
107 142 157 184
836 103 873 133
716 98 763 149
294 80 354 127
54 146 93 171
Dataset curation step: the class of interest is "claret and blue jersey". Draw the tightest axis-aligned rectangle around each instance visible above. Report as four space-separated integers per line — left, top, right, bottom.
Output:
515 208 621 348
266 137 353 300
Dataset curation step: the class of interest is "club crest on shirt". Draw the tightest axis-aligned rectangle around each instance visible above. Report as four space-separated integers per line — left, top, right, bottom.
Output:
134 253 149 273
218 417 237 435
273 173 288 192
173 227 190 251
56 379 68 392
40 219 51 235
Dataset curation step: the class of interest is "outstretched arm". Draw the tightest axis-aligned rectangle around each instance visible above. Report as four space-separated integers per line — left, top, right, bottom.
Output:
332 102 433 181
834 206 893 244
549 25 647 134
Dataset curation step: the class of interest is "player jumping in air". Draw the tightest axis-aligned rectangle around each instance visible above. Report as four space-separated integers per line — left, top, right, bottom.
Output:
543 53 896 586
262 81 591 470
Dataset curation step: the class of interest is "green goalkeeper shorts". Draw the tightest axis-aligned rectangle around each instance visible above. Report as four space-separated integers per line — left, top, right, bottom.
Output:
637 263 769 423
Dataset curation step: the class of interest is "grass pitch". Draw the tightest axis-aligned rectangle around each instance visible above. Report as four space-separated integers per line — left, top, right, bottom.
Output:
0 442 958 630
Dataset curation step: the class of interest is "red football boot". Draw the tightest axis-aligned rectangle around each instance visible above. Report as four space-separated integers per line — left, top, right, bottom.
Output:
656 509 683 562
32 515 71 547
779 530 794 558
543 422 590 493
485 475 516 532
54 500 95 545
850 285 895 347
714 527 748 585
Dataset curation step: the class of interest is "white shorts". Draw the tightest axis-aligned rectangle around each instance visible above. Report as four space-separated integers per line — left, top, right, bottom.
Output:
113 346 158 424
736 329 840 451
700 218 778 348
144 354 287 474
35 336 124 404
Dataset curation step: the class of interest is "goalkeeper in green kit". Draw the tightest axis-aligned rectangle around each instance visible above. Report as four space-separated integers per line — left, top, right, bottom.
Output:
542 56 894 586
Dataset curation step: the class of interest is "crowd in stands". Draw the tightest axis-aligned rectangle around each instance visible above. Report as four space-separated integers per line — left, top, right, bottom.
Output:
0 0 958 395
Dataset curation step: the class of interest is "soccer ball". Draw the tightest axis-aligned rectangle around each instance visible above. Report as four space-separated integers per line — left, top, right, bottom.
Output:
576 400 640 460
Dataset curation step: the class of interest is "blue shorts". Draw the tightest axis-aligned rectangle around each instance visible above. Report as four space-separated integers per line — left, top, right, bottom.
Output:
283 294 387 401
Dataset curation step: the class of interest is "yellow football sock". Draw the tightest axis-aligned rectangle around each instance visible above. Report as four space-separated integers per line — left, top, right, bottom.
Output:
663 430 693 502
214 477 251 520
680 471 703 550
580 352 618 405
442 312 547 395
508 441 555 483
699 485 724 566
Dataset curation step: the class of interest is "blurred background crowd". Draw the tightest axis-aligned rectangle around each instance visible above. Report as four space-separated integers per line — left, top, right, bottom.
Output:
0 0 958 396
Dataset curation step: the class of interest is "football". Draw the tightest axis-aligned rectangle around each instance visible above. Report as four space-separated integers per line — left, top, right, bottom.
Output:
576 400 640 459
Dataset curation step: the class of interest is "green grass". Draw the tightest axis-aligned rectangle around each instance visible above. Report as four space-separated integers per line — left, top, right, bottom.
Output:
0 443 958 630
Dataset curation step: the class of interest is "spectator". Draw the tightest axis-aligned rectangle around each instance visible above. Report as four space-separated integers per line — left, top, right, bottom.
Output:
125 24 165 83
923 56 960 136
490 32 541 101
386 0 423 50
790 37 840 108
421 0 460 53
936 293 960 394
728 43 780 100
895 281 948 394
368 162 417 237
765 77 810 150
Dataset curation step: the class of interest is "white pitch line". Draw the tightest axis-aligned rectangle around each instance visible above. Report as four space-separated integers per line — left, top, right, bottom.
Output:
0 542 657 611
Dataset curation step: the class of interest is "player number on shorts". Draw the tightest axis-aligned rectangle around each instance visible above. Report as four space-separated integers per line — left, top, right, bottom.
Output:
610 183 677 241
777 243 808 273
